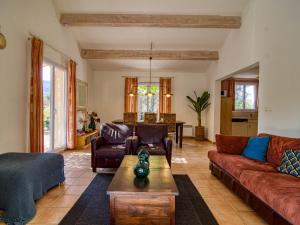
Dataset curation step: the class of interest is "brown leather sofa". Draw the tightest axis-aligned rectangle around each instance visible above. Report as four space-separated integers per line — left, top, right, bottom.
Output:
91 123 133 172
131 124 173 166
208 134 300 225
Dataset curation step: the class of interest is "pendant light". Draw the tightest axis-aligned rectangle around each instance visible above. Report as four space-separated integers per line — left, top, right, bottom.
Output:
128 92 135 97
145 42 155 97
163 77 173 98
165 89 173 98
0 26 7 49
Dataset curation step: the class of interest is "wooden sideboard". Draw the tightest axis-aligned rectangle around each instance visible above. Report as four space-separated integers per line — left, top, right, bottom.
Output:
76 130 99 149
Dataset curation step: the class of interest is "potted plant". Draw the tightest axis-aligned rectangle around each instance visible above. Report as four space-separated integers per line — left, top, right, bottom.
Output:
186 91 210 141
85 111 100 132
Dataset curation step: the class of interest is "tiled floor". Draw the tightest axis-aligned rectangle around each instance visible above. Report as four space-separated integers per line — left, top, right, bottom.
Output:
2 139 267 225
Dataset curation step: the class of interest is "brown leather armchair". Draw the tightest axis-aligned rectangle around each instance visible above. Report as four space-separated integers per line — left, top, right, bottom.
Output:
91 123 133 172
132 124 173 166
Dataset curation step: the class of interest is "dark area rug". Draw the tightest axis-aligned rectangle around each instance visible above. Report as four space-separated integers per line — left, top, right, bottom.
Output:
59 174 218 225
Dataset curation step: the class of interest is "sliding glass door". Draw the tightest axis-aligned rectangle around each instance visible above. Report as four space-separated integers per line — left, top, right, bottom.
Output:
42 61 67 152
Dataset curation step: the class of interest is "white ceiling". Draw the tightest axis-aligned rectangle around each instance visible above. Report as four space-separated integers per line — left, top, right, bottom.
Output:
72 27 230 50
53 0 250 72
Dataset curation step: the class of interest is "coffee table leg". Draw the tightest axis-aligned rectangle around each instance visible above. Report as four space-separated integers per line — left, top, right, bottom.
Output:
110 195 115 225
170 196 175 225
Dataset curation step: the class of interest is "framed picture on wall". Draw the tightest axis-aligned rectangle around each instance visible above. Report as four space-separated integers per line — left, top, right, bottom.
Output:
76 79 88 111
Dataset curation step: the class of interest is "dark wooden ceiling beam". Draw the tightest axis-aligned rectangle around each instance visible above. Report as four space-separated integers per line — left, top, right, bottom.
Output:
81 49 219 60
61 14 241 29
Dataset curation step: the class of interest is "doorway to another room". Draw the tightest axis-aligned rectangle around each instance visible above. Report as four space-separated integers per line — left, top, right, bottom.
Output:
42 61 67 152
220 64 259 137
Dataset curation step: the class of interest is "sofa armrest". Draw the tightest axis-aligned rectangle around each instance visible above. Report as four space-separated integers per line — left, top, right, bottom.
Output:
91 136 104 152
90 136 104 172
130 136 139 154
125 136 135 155
215 134 249 155
164 137 173 166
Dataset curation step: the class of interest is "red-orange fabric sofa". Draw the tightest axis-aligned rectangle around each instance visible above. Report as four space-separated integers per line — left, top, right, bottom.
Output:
208 134 300 225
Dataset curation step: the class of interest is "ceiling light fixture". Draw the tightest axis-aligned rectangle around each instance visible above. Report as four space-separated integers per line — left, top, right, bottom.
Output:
0 26 7 49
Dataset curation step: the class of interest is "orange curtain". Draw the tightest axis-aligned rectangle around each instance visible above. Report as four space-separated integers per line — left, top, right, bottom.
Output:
159 77 172 113
124 77 138 112
67 60 77 149
30 38 44 153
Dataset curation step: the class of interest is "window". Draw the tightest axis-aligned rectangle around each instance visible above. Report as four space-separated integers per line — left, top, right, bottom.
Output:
43 61 67 152
137 83 159 121
235 82 257 111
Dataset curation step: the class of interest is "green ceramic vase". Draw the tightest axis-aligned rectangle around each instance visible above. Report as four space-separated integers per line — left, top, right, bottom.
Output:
134 161 149 178
138 148 150 162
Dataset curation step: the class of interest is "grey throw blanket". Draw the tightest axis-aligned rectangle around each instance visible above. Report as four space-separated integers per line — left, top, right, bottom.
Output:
0 153 65 224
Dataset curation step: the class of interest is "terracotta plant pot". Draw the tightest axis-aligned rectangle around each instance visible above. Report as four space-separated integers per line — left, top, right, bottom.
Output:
195 126 205 141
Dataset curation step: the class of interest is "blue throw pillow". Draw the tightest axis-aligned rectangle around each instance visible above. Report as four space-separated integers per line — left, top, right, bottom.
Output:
277 149 300 178
242 136 271 161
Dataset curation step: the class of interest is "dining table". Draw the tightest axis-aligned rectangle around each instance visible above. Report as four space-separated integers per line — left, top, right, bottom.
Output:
111 119 186 148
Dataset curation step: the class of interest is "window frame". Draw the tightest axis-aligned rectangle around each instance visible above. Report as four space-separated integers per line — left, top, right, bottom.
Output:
137 81 160 121
234 81 258 112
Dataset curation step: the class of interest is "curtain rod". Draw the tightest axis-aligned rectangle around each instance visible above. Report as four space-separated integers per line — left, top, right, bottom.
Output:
28 32 75 63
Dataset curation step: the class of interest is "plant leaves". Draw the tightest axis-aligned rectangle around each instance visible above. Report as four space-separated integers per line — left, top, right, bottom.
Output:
187 91 211 113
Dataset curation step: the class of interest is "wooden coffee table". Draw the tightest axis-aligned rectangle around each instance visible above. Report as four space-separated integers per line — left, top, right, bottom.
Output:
107 156 179 225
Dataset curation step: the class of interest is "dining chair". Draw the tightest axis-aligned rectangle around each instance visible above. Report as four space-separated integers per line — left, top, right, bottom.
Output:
144 112 157 124
123 112 137 125
160 113 176 133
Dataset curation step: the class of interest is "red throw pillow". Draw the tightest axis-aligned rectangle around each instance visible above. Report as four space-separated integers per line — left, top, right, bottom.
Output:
216 134 249 155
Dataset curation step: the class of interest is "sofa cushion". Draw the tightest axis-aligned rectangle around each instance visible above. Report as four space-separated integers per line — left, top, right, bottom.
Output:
242 136 270 161
101 123 133 144
94 145 126 158
277 149 300 178
215 134 249 154
259 133 300 166
239 170 300 225
136 124 168 144
208 151 277 179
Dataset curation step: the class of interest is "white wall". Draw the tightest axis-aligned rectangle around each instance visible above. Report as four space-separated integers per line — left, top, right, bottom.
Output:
0 0 92 153
206 0 300 141
91 71 209 130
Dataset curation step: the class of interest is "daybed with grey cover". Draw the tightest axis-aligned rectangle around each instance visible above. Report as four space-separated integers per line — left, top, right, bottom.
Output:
0 153 65 225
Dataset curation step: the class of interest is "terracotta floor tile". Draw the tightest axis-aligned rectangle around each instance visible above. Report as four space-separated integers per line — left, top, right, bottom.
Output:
71 177 94 186
29 207 70 224
51 195 80 207
36 194 58 208
65 185 87 195
64 177 76 185
238 211 268 225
